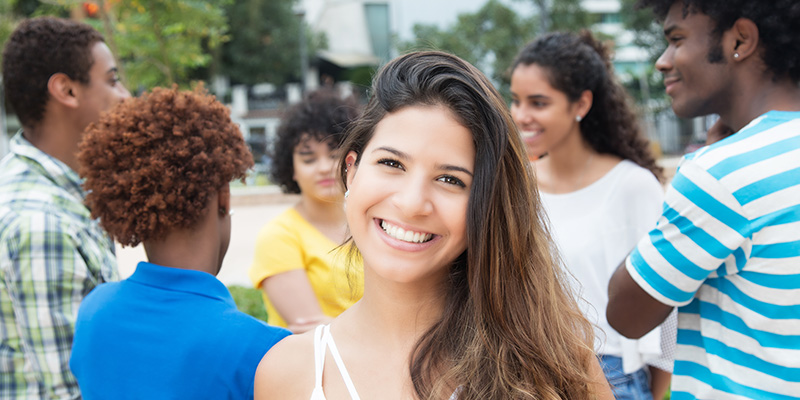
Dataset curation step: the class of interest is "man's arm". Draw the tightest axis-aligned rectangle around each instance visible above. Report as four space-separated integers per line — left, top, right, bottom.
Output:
607 262 674 339
3 216 92 398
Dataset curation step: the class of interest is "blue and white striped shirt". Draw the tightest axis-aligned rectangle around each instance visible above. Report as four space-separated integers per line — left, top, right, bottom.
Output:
627 111 800 399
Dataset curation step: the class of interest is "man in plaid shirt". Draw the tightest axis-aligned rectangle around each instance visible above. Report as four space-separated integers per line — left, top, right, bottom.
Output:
1 17 130 399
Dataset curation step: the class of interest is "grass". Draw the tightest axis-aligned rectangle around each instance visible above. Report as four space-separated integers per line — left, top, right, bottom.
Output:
228 285 269 322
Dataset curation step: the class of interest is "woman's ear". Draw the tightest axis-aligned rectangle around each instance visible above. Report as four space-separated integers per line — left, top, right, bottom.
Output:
345 151 358 188
575 90 593 121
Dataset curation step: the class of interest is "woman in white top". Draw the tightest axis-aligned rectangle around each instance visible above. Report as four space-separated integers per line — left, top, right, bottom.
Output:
254 51 614 399
509 31 676 400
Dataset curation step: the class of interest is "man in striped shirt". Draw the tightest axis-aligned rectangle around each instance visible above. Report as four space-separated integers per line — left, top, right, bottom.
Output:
607 1 800 399
0 17 129 399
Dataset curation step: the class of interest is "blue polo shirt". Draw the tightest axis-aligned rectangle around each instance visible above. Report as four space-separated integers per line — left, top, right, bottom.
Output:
70 262 290 399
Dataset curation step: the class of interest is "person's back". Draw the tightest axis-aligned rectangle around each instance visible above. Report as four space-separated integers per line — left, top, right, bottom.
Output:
607 1 800 398
72 262 289 399
69 86 290 399
0 17 128 399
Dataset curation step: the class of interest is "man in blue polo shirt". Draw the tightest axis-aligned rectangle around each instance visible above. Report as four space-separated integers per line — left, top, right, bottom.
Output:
69 86 290 399
607 1 800 399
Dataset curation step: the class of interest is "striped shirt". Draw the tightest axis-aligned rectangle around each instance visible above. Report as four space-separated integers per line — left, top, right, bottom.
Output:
0 132 118 399
627 111 800 399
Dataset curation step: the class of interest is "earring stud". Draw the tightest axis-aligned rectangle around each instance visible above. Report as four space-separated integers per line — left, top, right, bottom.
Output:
734 53 740 59
576 115 582 122
344 190 349 199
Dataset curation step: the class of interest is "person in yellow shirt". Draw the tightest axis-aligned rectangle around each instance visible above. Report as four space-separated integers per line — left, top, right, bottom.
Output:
249 89 363 333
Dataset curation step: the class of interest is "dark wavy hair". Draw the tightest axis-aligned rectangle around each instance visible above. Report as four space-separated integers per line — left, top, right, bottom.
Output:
637 0 800 83
2 17 104 128
511 30 664 181
78 86 254 247
339 51 597 399
269 89 359 194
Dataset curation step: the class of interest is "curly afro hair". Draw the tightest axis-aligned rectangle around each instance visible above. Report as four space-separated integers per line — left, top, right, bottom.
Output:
637 0 800 83
78 85 254 247
511 30 663 181
2 17 104 128
270 89 360 194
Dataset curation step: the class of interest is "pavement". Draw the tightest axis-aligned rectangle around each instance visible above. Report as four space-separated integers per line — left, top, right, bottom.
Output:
115 186 298 287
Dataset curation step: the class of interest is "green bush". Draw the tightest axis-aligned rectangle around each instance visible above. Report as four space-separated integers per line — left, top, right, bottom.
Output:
228 285 269 323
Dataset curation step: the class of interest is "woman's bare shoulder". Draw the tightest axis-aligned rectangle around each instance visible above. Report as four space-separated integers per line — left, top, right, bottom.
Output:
254 329 317 399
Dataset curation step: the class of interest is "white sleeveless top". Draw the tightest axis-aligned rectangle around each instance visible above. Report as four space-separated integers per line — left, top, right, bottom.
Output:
310 325 361 400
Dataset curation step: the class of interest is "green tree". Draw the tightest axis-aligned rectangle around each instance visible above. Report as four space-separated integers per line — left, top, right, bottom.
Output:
3 0 229 90
525 0 596 34
398 0 537 100
217 0 326 86
106 0 230 89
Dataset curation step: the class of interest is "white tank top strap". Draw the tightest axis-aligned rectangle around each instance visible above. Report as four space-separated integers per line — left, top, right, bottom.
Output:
310 324 361 400
310 325 326 399
322 324 361 399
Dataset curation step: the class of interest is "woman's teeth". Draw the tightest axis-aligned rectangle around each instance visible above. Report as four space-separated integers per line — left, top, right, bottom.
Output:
381 220 433 243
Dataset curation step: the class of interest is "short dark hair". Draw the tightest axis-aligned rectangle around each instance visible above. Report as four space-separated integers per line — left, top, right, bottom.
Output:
78 86 254 247
2 17 104 128
638 0 800 83
269 89 359 194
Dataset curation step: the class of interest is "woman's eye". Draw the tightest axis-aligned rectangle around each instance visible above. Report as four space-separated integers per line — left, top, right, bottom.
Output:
301 158 317 164
377 158 403 169
438 175 466 188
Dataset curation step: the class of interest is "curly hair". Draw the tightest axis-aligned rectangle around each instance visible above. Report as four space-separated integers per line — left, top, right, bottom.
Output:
78 86 254 247
340 51 598 399
637 0 800 83
2 17 104 128
269 89 360 194
511 30 664 181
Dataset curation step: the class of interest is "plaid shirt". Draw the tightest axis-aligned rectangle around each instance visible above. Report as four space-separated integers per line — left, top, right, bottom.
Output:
0 132 118 399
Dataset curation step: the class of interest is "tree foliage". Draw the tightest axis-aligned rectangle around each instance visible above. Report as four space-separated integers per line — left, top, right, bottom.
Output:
398 0 537 100
106 0 230 89
619 0 665 62
217 0 326 86
525 0 596 34
0 0 230 90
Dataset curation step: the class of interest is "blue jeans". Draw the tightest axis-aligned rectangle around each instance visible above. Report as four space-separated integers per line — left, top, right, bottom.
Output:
601 355 653 400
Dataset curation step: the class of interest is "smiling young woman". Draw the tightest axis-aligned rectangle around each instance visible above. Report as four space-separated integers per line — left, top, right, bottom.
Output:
254 51 614 400
509 31 675 400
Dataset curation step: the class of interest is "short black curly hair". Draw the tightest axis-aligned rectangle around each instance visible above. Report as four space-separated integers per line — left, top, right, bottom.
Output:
2 17 104 128
511 31 663 181
78 86 254 247
637 0 800 83
270 88 359 194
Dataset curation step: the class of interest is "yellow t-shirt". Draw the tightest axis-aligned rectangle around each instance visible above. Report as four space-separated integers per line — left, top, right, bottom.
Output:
249 207 363 327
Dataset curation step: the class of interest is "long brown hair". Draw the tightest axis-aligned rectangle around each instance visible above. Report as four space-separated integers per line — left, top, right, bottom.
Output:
339 51 597 399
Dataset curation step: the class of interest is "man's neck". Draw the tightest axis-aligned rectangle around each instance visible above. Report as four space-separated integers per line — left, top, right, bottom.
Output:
722 75 800 132
24 119 82 172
